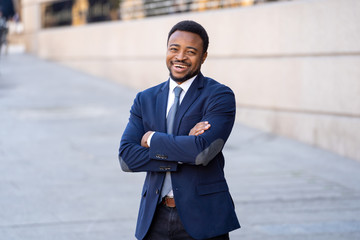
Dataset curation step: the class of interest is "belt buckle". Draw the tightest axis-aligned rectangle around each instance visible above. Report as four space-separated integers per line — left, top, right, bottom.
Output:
162 196 176 208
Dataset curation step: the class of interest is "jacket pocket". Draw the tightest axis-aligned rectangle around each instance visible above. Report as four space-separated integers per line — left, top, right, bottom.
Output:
196 180 229 196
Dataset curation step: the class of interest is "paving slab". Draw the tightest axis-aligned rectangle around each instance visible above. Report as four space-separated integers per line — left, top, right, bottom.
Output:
1 54 360 240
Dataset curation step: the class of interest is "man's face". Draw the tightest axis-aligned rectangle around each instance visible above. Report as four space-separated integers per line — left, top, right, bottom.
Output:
166 30 207 83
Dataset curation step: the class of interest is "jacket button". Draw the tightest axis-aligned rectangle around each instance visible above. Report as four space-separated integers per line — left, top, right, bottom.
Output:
156 189 159 195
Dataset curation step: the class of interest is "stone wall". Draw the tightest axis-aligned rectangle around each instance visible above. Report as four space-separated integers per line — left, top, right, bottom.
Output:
22 0 360 161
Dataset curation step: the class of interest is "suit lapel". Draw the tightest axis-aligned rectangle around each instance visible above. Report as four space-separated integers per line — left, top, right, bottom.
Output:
156 80 169 132
173 73 205 135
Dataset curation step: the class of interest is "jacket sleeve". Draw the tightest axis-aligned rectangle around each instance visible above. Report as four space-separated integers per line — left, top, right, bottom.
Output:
149 87 236 166
118 92 178 173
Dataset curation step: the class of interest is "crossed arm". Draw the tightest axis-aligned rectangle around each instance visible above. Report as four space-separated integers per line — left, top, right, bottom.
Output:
119 87 235 172
141 121 211 148
119 121 214 172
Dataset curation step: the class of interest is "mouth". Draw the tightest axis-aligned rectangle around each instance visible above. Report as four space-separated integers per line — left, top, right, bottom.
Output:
172 62 190 72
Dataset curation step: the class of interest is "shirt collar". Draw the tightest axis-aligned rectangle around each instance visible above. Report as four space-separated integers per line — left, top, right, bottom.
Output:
169 75 197 94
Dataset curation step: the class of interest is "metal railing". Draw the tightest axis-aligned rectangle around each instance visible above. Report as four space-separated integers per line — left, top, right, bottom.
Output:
121 0 292 20
41 0 293 28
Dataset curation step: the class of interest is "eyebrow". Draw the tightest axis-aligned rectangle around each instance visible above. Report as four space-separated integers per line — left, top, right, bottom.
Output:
169 44 198 52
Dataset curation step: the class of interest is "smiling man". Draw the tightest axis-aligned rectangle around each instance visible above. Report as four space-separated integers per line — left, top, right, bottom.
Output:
119 20 240 240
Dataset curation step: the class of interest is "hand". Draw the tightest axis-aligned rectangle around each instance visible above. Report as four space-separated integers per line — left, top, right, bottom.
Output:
141 131 154 148
189 121 211 136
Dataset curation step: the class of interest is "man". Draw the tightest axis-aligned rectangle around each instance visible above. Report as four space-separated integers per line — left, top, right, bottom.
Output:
119 20 240 240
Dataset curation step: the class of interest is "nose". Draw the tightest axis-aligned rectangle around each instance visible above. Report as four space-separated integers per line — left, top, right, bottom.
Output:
175 51 187 61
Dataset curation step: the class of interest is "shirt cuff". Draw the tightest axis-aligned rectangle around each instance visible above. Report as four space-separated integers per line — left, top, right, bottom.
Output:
147 132 155 147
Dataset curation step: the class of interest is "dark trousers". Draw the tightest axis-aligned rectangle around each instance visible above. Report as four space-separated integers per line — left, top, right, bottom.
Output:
144 204 229 240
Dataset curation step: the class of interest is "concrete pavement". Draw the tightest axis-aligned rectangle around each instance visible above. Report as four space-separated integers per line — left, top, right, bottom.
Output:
1 53 360 240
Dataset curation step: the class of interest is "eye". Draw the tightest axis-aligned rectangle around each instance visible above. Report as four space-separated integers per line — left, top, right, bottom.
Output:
169 47 178 52
187 50 196 55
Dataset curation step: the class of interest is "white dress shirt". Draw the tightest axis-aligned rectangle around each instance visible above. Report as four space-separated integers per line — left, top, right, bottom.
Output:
147 75 197 146
166 76 196 117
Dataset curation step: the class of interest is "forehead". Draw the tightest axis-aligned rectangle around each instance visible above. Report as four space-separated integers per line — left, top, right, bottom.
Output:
168 30 203 49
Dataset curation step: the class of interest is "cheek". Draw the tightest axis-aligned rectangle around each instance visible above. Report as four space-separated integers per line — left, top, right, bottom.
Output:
166 54 174 63
192 58 203 69
166 56 172 66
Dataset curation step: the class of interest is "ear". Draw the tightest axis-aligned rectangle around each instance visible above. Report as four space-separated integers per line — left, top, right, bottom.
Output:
201 52 208 64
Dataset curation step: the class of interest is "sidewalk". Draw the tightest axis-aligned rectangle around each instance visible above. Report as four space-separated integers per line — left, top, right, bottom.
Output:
1 54 360 240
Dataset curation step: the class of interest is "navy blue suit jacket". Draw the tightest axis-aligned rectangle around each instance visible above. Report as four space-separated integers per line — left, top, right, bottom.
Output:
119 73 240 239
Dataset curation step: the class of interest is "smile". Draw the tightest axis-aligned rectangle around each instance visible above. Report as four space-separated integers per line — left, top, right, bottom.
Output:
175 64 187 69
172 62 190 71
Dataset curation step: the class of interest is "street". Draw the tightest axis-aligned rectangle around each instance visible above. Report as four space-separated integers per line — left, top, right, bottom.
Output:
1 54 360 240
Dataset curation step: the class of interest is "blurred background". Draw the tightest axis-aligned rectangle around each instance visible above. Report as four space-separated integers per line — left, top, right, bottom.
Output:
3 0 359 161
1 0 360 239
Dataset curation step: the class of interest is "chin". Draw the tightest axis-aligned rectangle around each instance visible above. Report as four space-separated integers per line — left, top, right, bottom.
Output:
170 73 188 83
170 71 197 83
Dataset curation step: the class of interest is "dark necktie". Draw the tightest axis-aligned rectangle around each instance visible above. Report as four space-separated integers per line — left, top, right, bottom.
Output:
161 86 183 199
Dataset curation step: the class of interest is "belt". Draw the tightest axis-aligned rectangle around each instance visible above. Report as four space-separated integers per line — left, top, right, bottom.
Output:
161 196 176 208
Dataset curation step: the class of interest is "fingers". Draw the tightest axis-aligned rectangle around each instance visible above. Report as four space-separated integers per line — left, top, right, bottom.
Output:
189 121 211 136
194 121 211 136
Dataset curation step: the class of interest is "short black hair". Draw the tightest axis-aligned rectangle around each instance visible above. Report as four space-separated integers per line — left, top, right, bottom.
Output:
167 20 209 54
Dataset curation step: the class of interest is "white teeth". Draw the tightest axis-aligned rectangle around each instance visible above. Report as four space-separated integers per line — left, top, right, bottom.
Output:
175 64 186 69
